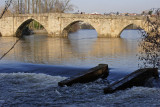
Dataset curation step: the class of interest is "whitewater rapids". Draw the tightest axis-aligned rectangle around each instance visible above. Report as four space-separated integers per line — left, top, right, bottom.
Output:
0 73 160 107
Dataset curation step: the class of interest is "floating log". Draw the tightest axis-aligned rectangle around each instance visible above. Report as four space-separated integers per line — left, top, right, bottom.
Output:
58 64 109 86
104 68 159 94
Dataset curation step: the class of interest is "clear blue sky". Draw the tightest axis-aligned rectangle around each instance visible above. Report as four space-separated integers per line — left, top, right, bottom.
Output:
0 0 159 14
71 0 160 14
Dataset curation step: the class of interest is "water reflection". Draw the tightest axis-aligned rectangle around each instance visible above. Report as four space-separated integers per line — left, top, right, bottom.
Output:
121 29 142 39
0 30 141 70
68 30 97 53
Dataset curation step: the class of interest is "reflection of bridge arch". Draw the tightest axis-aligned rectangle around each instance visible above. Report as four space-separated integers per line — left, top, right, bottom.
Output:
62 20 97 37
15 18 48 37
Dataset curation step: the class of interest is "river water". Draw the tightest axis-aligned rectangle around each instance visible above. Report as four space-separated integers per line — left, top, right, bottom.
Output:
0 29 141 69
0 29 160 106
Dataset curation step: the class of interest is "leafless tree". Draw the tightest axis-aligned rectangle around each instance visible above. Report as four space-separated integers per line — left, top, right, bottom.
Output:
18 0 19 13
25 0 27 13
8 0 74 14
138 9 160 68
35 0 38 13
32 0 34 13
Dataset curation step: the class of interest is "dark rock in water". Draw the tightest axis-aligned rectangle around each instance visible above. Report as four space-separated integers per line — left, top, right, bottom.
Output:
58 64 109 86
104 68 159 94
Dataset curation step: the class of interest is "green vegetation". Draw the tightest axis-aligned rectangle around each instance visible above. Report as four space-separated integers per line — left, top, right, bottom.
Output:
28 21 44 30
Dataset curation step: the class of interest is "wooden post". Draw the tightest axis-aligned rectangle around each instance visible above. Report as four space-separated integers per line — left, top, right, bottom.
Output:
58 64 109 87
104 68 159 94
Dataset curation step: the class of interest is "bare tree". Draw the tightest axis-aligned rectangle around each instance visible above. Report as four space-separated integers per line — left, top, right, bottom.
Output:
28 0 30 14
40 0 74 13
18 0 19 13
0 6 12 17
9 0 74 14
138 9 160 68
51 0 74 13
25 0 27 13
35 0 38 13
32 0 35 13
45 0 48 13
10 0 25 14
20 0 23 13
38 0 41 13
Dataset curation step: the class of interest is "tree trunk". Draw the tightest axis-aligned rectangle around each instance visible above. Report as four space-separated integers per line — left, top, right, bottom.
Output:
25 0 27 14
35 0 38 13
32 0 35 13
28 0 30 14
32 0 35 29
18 0 20 14
39 0 41 14
20 0 22 14
45 1 47 13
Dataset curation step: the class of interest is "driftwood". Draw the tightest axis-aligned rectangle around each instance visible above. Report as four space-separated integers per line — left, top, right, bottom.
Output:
104 68 159 94
58 64 109 86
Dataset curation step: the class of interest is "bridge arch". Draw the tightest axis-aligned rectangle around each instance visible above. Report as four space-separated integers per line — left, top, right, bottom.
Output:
118 23 147 38
62 20 98 37
15 18 48 37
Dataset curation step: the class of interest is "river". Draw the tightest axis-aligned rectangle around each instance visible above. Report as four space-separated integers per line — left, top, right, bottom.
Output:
0 29 159 106
0 29 141 68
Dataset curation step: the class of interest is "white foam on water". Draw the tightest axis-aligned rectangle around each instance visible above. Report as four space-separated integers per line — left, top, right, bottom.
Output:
0 73 160 107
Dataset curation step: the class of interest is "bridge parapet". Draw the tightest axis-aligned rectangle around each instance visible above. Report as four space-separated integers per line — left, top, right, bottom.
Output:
2 13 146 20
48 13 146 20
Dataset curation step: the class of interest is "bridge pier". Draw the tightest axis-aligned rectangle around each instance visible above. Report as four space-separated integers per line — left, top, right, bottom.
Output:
47 31 68 37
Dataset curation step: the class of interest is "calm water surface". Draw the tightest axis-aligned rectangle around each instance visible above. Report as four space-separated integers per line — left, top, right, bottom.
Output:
0 29 142 71
0 29 141 67
0 29 143 78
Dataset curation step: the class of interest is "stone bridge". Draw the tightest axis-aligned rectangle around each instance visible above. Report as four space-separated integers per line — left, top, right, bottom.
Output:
0 13 149 37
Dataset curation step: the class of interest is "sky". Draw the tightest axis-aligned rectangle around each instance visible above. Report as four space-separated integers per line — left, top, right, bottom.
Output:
0 0 159 14
71 0 160 14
